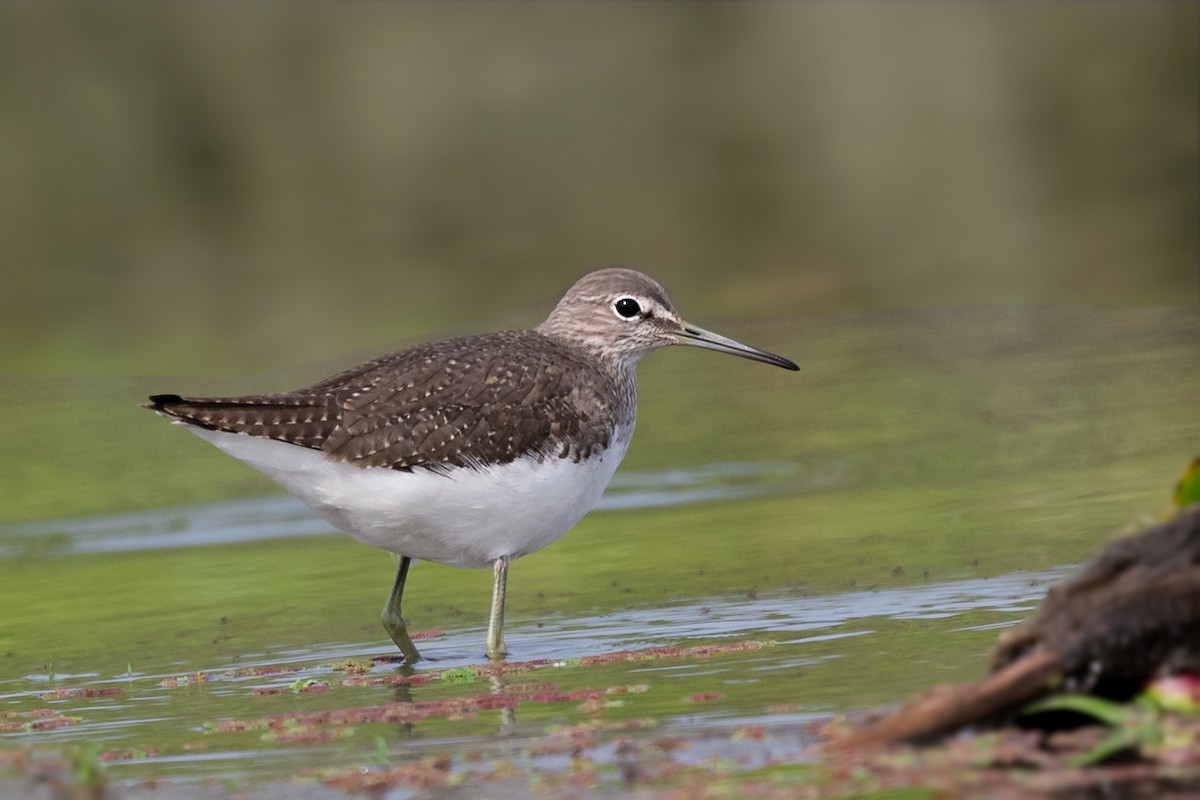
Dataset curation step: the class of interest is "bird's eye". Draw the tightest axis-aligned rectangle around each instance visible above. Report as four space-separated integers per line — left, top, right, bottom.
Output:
614 297 641 319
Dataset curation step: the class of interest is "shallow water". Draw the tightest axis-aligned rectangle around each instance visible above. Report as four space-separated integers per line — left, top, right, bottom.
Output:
1 568 1062 785
1 305 1197 793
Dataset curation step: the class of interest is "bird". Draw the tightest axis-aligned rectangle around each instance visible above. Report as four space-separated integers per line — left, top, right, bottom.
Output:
143 267 799 661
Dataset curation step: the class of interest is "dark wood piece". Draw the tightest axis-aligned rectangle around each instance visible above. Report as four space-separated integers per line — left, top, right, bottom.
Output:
842 505 1200 749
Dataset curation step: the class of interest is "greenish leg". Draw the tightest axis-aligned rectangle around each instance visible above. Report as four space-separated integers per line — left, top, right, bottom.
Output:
381 556 421 663
486 555 509 661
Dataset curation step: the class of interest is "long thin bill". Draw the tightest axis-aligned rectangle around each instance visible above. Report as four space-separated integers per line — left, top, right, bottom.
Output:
675 322 799 371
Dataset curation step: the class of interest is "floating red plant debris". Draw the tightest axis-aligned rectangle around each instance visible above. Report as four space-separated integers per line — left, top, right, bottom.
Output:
544 724 600 748
326 659 374 675
290 678 330 694
207 719 264 734
320 757 455 792
342 673 435 689
0 708 84 732
526 739 580 758
650 737 689 753
568 762 600 790
225 666 301 678
686 692 726 703
545 719 660 740
206 687 590 741
733 725 767 740
249 687 285 697
479 760 519 782
339 641 765 698
159 672 210 688
264 727 351 745
520 687 607 705
98 748 160 762
469 658 556 677
578 640 772 667
39 686 123 701
576 693 609 716
23 714 82 732
507 682 561 694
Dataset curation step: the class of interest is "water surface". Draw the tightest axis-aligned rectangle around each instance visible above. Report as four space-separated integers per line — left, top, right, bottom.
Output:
1 305 1196 793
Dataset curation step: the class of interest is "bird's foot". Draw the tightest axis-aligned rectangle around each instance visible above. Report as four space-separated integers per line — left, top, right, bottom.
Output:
382 612 422 664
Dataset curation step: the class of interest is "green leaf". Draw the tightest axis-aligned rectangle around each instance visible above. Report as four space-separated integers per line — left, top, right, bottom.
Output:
1020 693 1131 726
372 735 389 767
1172 457 1200 510
439 667 476 685
288 678 328 693
1072 726 1143 766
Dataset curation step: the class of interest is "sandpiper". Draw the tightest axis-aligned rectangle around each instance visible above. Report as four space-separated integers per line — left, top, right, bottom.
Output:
144 268 798 661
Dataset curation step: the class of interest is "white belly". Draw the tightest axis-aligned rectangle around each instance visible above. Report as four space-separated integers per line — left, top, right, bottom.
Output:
187 426 630 568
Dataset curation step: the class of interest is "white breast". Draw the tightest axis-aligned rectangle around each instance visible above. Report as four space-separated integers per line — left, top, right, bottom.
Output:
186 425 631 569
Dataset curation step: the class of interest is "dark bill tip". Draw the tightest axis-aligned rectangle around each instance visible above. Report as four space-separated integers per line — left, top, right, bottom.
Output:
675 322 799 371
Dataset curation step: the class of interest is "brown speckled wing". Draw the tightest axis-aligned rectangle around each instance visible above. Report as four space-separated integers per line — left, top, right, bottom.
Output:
145 331 624 472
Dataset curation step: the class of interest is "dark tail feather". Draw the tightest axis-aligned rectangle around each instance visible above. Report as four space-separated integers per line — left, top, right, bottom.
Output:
142 393 187 412
141 393 335 449
142 393 294 418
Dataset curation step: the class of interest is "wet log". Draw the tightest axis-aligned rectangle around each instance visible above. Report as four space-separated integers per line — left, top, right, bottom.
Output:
841 504 1200 749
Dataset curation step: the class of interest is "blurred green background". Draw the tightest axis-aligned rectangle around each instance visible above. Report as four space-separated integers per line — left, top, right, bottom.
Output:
0 2 1195 378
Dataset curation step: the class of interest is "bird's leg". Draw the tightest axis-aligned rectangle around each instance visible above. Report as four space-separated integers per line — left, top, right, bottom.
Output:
381 556 420 663
486 555 509 661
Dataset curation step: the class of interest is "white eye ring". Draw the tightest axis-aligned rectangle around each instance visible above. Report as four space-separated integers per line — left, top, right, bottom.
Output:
613 297 641 319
